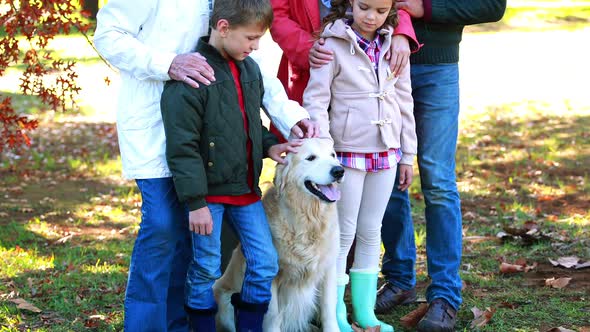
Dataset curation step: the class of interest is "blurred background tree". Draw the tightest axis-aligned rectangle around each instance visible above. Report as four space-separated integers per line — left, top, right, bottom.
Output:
0 0 94 151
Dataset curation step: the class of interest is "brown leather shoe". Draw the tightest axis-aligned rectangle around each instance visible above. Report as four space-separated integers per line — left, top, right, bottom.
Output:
417 298 457 332
374 282 417 314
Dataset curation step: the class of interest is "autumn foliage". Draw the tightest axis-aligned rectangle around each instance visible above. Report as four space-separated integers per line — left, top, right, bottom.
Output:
0 0 93 151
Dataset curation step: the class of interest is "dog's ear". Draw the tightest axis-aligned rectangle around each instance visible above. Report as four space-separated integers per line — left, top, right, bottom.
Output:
273 161 290 194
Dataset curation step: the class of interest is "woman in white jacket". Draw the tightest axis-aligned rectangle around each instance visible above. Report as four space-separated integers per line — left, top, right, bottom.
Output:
94 1 317 330
302 0 417 331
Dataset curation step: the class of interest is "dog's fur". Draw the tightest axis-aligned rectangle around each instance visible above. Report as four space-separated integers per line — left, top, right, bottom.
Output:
213 138 343 332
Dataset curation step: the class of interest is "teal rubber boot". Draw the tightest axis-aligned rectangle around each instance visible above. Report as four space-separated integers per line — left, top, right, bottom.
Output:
337 275 353 332
350 270 394 332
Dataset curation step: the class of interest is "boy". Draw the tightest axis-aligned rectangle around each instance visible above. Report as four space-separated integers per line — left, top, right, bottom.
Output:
160 0 300 330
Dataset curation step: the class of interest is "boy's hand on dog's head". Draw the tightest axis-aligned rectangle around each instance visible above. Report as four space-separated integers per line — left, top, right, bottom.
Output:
397 164 414 191
268 140 304 164
189 207 213 235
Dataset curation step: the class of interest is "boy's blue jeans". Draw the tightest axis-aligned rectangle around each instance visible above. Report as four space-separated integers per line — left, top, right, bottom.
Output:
125 178 191 332
381 63 463 310
185 201 278 310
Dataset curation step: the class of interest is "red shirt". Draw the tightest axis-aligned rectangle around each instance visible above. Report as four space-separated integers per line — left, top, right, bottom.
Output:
206 60 260 206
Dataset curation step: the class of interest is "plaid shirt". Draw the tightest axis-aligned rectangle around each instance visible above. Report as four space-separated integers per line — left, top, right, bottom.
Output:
337 22 402 172
349 20 383 73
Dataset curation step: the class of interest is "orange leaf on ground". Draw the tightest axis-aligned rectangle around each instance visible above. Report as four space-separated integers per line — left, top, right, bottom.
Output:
544 277 572 289
400 303 428 328
470 306 495 329
9 298 42 313
500 262 524 273
499 301 518 309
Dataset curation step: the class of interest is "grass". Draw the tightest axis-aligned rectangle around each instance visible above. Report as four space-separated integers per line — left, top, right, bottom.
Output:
372 100 590 331
465 2 590 32
2 87 588 332
1 3 590 331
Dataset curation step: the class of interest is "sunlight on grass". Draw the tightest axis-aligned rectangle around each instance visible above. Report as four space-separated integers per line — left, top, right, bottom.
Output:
82 260 122 275
414 228 426 248
26 218 63 241
76 203 138 227
67 156 122 178
0 246 54 279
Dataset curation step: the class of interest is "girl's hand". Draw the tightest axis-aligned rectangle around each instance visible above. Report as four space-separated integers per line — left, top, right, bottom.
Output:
189 207 213 235
397 164 414 191
291 119 320 138
386 35 410 77
309 38 334 68
268 140 304 164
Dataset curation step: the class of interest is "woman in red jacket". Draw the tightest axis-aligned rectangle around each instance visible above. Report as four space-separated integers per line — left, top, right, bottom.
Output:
270 0 420 106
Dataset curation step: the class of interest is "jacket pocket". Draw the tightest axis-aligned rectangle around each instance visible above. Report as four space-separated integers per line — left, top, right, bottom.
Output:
342 107 359 142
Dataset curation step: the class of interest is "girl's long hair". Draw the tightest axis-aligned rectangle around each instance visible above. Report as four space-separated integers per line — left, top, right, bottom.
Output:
320 0 399 33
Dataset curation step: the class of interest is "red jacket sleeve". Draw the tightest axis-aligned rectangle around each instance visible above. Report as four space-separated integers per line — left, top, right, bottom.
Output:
269 0 314 71
394 9 421 52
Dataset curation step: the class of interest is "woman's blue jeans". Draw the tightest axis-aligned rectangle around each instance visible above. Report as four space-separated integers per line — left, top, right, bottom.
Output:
124 178 191 332
185 201 278 310
381 63 463 310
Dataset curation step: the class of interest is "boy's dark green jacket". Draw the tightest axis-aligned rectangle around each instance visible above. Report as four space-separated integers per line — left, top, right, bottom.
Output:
161 37 279 211
411 0 507 64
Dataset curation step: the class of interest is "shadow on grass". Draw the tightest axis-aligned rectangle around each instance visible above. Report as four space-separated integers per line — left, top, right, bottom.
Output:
458 110 589 218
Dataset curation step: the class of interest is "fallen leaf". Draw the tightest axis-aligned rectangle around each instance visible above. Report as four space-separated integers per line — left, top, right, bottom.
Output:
8 186 23 194
400 303 428 328
499 301 518 309
351 322 380 332
544 327 576 332
9 298 42 313
544 277 572 289
500 262 524 274
523 221 539 231
524 262 538 272
549 256 581 269
463 235 497 243
470 306 495 329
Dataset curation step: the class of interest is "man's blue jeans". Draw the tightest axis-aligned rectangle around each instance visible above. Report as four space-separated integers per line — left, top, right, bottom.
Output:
125 178 191 332
381 63 463 310
185 201 278 310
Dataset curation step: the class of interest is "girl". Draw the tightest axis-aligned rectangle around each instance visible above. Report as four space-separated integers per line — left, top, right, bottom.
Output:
302 0 417 331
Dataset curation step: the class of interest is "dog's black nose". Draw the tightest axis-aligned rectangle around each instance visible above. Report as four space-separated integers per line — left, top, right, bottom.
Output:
331 166 345 180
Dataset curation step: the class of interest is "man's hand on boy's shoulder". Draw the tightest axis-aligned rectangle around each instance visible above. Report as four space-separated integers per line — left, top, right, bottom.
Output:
168 52 216 88
189 207 213 235
268 140 304 164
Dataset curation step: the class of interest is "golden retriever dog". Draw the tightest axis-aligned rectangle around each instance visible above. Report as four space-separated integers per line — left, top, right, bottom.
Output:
213 138 344 332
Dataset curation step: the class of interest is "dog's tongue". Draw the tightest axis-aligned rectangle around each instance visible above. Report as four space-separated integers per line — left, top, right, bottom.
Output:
319 184 341 201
